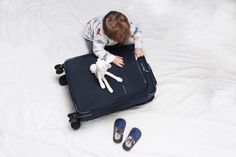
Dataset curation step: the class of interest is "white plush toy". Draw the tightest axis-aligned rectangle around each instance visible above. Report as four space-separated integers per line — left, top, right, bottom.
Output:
90 58 123 93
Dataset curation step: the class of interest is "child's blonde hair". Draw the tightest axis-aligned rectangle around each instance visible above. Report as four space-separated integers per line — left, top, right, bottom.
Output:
103 11 131 44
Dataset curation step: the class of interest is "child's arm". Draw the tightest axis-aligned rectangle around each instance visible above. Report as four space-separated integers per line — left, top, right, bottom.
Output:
93 31 116 63
130 22 144 57
93 30 124 67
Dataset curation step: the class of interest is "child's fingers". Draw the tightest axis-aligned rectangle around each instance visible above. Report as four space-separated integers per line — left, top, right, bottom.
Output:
136 54 143 58
119 59 124 64
119 59 124 65
117 62 124 67
116 63 122 67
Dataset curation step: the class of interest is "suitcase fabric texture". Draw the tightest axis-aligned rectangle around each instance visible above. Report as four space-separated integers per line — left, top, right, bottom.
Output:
55 44 157 129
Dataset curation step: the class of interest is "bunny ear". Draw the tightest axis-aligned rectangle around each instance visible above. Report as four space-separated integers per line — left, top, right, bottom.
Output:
104 61 111 68
107 63 112 68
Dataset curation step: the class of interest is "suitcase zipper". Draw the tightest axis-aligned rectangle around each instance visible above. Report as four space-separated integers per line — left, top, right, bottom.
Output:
122 84 127 95
136 61 146 84
140 63 149 72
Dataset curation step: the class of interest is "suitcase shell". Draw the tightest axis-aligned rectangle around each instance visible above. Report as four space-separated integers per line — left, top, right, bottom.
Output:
56 45 157 128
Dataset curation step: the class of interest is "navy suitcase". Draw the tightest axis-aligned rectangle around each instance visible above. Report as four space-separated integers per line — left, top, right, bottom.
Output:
54 44 157 129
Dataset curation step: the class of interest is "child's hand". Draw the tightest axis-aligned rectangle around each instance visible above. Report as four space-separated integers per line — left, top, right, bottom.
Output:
135 48 144 58
112 56 124 67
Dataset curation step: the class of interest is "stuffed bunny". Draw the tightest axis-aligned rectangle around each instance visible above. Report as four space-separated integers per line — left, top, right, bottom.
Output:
90 58 123 93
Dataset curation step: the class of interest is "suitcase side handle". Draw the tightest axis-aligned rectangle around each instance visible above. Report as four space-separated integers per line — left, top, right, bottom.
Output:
137 56 157 86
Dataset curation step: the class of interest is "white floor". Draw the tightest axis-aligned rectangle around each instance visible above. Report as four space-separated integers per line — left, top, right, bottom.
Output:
1 0 236 156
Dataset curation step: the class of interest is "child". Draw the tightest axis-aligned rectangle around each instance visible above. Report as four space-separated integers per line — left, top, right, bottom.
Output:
83 11 144 67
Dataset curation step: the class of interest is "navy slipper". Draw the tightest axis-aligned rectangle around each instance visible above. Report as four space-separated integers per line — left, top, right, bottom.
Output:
123 127 142 151
113 118 126 143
